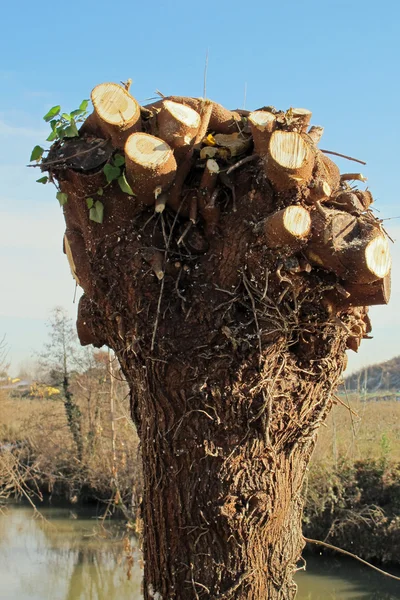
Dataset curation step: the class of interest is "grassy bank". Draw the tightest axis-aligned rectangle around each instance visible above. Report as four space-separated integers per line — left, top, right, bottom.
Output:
304 396 400 564
0 371 142 512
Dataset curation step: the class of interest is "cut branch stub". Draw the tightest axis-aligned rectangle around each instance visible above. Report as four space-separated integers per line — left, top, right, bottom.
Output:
124 133 177 205
328 190 373 214
248 110 277 154
266 131 315 191
307 125 324 145
213 132 252 157
199 159 220 232
145 96 242 134
341 172 367 183
306 208 391 283
308 179 332 203
291 108 312 132
200 159 219 196
343 227 391 283
314 152 341 194
141 248 165 280
263 206 311 248
344 272 391 307
91 83 141 148
326 271 391 310
156 100 201 149
328 191 365 214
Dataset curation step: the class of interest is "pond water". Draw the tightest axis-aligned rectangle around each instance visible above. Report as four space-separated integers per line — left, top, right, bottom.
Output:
0 505 399 599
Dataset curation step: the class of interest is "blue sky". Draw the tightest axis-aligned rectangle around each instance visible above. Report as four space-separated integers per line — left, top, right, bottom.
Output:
0 0 399 374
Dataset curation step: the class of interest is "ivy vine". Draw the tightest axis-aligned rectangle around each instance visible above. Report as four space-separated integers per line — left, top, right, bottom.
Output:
30 101 135 224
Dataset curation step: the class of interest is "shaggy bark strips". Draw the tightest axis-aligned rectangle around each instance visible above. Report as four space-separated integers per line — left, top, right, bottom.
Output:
91 83 141 147
42 81 392 600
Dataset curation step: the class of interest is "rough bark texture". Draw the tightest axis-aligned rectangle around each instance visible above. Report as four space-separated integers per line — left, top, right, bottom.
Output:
41 88 390 600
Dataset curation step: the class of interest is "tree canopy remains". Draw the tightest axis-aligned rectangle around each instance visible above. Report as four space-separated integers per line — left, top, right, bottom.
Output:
35 82 391 599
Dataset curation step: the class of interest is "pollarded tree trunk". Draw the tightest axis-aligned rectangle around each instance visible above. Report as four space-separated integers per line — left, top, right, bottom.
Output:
41 84 391 599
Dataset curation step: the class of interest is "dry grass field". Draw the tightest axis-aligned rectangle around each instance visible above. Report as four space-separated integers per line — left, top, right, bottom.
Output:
313 395 400 464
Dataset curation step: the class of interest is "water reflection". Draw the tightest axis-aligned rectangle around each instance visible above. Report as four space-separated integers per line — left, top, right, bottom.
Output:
0 506 399 599
296 555 400 600
0 505 142 600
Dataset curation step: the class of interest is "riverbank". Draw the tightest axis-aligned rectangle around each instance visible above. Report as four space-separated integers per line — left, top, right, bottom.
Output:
1 391 400 566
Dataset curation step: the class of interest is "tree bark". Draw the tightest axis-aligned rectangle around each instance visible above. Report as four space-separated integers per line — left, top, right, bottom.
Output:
42 85 391 599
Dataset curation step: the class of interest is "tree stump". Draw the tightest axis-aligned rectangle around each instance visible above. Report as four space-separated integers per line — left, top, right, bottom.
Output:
40 83 391 600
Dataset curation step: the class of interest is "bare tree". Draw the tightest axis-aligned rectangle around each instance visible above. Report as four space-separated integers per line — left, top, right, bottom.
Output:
40 307 83 462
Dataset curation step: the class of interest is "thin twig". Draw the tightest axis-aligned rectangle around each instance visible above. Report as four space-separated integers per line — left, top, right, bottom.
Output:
151 276 165 352
320 149 367 166
177 221 193 246
341 173 367 183
27 139 109 168
203 48 209 98
333 394 359 418
304 537 400 582
226 154 259 175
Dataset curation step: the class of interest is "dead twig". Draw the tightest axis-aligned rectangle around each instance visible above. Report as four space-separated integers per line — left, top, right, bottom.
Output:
320 149 366 166
304 537 400 582
341 173 367 182
27 139 109 168
226 154 259 175
332 394 359 418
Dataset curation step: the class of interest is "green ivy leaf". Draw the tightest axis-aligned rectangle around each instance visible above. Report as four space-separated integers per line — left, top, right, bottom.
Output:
113 153 125 167
96 187 104 196
36 176 48 184
43 105 61 122
46 130 58 142
89 200 104 224
62 113 72 121
86 197 94 209
70 108 86 117
118 172 135 195
56 192 68 206
30 145 44 162
50 119 58 130
103 163 121 183
57 127 66 139
64 119 79 137
79 99 89 111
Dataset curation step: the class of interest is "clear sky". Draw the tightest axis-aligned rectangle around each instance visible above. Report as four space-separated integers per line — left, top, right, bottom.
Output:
0 0 399 375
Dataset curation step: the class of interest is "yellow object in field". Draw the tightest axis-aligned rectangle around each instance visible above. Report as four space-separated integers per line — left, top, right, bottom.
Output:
11 378 21 384
29 383 61 398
